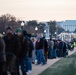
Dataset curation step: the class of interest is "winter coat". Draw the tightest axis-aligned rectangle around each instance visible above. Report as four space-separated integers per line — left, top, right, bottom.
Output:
26 36 34 58
54 41 57 49
3 34 19 61
17 35 28 59
63 42 67 52
36 38 44 50
59 41 64 50
49 40 54 50
36 37 48 50
43 39 48 52
0 37 6 62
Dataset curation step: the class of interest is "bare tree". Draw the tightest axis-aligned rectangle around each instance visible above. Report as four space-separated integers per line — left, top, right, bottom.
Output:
0 14 20 33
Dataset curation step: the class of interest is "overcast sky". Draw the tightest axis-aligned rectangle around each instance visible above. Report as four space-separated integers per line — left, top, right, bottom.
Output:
0 0 76 21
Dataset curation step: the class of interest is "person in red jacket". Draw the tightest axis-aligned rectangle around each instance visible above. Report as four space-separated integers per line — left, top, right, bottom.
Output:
36 33 46 65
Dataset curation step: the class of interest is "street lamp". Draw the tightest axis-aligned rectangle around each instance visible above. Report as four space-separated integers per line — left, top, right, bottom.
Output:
44 30 46 37
54 32 57 39
35 27 38 31
3 32 5 35
21 21 24 30
35 27 38 36
44 30 46 33
55 32 57 34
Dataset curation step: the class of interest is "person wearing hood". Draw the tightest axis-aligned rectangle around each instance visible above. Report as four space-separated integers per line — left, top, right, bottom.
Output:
3 27 19 75
23 30 34 75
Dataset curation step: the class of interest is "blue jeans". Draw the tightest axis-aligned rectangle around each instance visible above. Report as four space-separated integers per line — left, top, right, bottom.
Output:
37 50 41 64
17 58 26 75
56 49 60 57
37 49 46 64
26 53 32 72
53 49 57 58
49 49 56 58
32 50 37 62
28 57 32 71
49 49 53 59
63 51 66 57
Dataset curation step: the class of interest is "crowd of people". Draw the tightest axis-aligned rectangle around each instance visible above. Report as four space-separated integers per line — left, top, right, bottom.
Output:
0 26 75 75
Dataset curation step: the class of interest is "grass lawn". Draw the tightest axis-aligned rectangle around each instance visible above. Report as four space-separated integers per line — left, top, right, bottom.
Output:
39 52 76 75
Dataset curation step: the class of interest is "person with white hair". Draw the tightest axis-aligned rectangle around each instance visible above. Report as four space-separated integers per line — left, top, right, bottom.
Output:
36 33 46 65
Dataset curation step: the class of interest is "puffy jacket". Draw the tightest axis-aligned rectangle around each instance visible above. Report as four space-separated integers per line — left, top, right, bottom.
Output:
0 37 6 62
3 34 19 61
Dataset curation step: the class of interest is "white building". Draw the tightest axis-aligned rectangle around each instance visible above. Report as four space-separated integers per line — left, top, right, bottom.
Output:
56 21 63 27
60 20 76 32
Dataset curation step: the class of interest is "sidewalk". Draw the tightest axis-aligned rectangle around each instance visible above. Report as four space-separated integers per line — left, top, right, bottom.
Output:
31 48 76 75
32 58 60 75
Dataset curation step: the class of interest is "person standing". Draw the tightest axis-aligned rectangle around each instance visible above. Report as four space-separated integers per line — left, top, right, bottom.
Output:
3 27 19 75
48 39 54 59
0 35 6 75
43 37 48 63
63 42 67 57
23 30 34 75
36 33 46 65
31 37 37 64
15 28 27 75
53 40 57 58
59 41 64 57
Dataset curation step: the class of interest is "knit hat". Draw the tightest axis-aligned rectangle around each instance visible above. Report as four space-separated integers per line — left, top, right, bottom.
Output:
16 28 22 33
6 26 12 31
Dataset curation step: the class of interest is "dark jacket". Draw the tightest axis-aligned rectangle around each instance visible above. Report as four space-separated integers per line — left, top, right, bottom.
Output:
23 30 34 58
3 34 19 61
17 35 28 59
49 40 54 50
43 39 48 52
54 40 57 49
0 37 6 62
36 38 46 50
59 41 64 50
63 42 67 52
25 36 34 58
